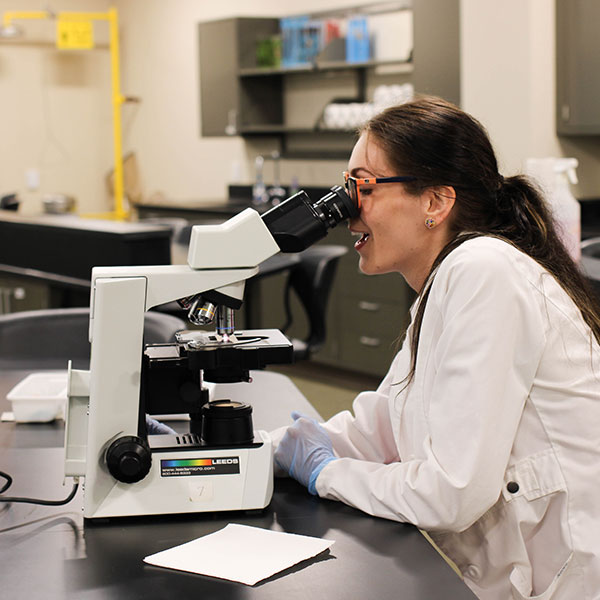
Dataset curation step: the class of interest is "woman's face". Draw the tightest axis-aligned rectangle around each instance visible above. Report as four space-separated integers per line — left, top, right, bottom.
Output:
347 131 440 289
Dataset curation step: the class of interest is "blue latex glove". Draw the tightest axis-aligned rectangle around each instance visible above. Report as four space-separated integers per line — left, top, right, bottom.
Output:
274 411 337 495
145 414 176 435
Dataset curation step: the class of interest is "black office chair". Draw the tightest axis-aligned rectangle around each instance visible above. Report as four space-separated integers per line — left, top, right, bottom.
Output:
281 244 347 361
0 307 186 370
580 237 600 301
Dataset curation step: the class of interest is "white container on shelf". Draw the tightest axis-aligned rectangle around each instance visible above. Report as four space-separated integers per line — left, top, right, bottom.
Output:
525 157 581 262
7 372 68 422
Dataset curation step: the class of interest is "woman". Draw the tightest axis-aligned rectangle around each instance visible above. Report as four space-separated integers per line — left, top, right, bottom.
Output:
273 96 600 599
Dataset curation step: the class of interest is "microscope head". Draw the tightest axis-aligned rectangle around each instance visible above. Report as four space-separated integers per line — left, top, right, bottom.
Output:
179 185 357 328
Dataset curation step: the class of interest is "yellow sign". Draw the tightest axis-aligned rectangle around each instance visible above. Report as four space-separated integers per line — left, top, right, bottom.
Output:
56 20 94 50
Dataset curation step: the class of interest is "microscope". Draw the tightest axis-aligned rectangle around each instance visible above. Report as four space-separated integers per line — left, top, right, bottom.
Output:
63 186 357 519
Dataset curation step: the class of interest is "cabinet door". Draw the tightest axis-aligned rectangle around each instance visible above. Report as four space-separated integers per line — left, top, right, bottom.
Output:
556 0 600 135
198 18 239 137
412 0 460 105
0 276 50 314
198 17 282 137
338 295 408 377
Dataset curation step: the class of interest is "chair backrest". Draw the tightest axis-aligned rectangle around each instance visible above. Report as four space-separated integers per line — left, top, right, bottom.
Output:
0 307 186 370
282 244 347 360
580 237 600 300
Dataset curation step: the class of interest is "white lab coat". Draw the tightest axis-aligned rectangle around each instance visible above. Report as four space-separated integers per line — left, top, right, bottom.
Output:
314 237 600 599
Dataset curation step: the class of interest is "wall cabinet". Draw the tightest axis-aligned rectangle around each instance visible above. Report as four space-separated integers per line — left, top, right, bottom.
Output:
198 0 460 158
556 0 600 135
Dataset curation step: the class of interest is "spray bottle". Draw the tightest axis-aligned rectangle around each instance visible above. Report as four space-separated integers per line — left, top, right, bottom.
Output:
525 157 581 262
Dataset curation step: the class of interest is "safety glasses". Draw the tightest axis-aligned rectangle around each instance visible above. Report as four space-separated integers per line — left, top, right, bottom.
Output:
343 171 417 209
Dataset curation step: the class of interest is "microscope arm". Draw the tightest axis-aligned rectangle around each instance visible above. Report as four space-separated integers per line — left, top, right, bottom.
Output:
90 265 257 312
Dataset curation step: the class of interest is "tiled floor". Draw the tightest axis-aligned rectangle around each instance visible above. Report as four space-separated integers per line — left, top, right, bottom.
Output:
269 362 381 420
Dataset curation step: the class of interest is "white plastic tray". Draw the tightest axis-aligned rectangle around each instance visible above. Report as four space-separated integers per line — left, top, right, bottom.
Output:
7 371 68 423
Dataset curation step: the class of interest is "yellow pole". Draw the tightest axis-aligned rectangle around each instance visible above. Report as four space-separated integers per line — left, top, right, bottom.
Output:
2 10 50 27
3 8 128 220
108 8 126 220
58 9 126 220
57 12 111 22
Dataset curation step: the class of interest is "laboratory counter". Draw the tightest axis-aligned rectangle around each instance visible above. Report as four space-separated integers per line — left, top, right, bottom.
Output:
0 368 476 600
135 197 254 220
133 184 336 221
0 210 300 326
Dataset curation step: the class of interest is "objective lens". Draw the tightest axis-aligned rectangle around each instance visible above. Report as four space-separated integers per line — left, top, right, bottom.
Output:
188 298 217 325
216 306 235 337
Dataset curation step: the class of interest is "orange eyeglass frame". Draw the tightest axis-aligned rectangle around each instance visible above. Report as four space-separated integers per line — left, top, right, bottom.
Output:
343 171 417 209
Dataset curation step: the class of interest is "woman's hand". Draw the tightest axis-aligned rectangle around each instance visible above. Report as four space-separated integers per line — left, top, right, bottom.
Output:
274 411 337 495
145 414 176 435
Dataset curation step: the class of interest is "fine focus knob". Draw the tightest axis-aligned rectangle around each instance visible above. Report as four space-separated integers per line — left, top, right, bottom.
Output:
106 435 152 483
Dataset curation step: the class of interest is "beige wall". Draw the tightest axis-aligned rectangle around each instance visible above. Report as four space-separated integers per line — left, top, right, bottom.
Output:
0 0 113 214
461 0 561 175
461 0 600 199
2 0 600 215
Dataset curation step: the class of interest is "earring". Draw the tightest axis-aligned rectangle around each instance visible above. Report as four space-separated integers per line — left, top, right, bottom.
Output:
425 218 436 229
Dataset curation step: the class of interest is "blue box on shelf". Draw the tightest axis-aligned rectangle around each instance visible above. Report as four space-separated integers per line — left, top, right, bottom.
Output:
346 16 370 63
300 19 323 64
280 15 309 67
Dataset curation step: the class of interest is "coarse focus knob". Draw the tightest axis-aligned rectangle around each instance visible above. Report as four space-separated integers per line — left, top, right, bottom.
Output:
106 435 152 483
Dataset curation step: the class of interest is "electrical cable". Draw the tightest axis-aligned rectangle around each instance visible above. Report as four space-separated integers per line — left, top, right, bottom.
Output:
0 470 79 506
0 470 12 494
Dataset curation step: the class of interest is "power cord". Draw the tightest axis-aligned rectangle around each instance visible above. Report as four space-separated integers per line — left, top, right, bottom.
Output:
0 470 79 506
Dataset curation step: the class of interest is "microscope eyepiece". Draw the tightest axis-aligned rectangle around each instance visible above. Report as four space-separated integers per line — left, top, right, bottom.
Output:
261 185 358 253
312 185 358 228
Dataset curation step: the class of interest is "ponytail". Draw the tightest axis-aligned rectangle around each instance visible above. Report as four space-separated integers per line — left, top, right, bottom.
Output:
493 175 551 255
492 176 600 345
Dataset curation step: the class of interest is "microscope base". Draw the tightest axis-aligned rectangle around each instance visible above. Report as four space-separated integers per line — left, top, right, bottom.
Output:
83 430 273 519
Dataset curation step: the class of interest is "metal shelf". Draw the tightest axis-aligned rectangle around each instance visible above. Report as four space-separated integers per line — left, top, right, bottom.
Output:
238 59 413 78
239 125 357 135
239 125 315 135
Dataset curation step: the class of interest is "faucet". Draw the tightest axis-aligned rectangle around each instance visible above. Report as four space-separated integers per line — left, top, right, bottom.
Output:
252 152 287 206
267 151 286 205
252 155 268 206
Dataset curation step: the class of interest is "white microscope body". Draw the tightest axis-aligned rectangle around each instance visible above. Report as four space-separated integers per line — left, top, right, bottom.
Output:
63 185 357 520
64 209 283 519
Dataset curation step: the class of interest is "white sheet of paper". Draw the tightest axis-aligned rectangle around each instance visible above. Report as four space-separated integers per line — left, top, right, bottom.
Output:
143 523 334 585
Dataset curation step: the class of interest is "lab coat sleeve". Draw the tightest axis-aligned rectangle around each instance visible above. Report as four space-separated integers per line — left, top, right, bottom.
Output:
320 353 403 464
315 243 546 532
268 352 402 474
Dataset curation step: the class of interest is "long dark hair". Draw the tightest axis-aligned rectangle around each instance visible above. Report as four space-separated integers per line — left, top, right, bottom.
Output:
363 96 600 385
